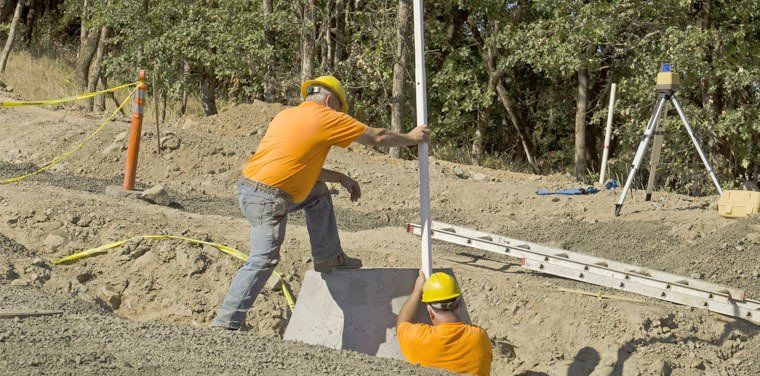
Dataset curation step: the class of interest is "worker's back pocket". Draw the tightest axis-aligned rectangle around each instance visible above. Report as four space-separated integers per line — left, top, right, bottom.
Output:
239 195 268 227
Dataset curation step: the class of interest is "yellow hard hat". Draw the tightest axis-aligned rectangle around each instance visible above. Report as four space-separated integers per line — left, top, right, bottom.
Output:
421 272 462 303
300 75 348 113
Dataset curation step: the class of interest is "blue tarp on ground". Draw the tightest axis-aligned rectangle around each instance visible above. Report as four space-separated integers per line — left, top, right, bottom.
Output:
536 187 600 196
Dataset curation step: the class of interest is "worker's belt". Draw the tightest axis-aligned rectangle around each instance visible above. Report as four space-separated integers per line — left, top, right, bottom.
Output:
239 178 292 202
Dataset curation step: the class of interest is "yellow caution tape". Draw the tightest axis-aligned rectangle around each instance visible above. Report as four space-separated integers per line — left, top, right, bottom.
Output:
1 86 138 185
0 82 139 107
53 235 296 310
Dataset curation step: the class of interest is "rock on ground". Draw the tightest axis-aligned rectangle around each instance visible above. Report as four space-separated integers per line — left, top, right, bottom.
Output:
140 185 172 206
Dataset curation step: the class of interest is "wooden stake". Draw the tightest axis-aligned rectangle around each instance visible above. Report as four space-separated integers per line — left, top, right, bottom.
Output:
153 74 161 155
558 287 646 303
0 310 63 319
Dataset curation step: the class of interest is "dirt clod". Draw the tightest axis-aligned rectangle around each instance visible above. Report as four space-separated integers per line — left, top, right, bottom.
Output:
140 185 172 206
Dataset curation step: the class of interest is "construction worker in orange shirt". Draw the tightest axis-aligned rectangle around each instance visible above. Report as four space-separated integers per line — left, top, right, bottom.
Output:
213 75 429 330
397 271 493 375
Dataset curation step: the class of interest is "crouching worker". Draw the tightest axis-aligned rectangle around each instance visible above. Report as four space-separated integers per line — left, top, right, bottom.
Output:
397 271 492 376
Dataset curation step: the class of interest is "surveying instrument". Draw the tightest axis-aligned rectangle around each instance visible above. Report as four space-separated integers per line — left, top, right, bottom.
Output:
613 63 723 216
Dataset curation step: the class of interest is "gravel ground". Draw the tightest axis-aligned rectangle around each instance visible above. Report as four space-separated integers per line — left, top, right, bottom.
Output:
0 285 445 376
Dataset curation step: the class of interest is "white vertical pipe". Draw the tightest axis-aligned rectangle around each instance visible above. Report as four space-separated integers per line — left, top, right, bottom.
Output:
412 0 432 278
599 83 617 184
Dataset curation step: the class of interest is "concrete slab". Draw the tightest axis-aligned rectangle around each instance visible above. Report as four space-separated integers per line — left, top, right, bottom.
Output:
283 268 469 359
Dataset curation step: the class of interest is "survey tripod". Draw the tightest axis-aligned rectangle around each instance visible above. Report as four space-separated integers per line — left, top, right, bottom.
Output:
614 64 723 216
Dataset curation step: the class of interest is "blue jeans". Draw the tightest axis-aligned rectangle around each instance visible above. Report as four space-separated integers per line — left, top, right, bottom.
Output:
213 181 343 329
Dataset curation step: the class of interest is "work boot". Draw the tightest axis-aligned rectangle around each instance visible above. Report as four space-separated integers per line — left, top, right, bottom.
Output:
314 252 363 273
211 324 239 332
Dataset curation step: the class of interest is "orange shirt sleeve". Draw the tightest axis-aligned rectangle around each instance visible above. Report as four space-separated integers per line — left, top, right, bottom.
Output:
322 109 368 148
397 322 432 364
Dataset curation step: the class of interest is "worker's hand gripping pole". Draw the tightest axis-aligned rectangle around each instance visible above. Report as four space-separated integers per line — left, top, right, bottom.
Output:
412 0 432 278
123 70 147 190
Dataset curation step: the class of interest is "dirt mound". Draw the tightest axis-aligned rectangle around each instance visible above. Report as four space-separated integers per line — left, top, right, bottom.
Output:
1 98 759 375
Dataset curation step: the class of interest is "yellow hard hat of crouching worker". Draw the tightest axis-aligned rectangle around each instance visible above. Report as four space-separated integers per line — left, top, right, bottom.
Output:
301 75 348 113
421 272 462 303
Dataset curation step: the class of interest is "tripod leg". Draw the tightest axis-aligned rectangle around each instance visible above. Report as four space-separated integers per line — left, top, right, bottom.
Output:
671 96 724 195
645 102 668 201
614 96 668 216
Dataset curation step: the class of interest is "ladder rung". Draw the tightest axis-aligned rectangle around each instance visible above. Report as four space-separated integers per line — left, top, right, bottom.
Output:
631 269 651 277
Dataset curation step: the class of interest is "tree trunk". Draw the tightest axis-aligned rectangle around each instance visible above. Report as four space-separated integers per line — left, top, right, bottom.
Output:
262 0 276 101
200 72 217 116
494 81 539 171
584 47 613 170
300 0 315 83
86 26 108 111
389 0 411 159
75 27 101 90
472 106 488 165
334 0 345 62
574 67 589 180
77 0 89 59
179 60 190 115
43 6 52 56
96 74 106 110
431 8 469 73
0 1 21 73
21 2 34 48
100 75 126 116
327 1 334 70
469 19 539 172
322 0 333 71
159 92 166 123
344 0 354 59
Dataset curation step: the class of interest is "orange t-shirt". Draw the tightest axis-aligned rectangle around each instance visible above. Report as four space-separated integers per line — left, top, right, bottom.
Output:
242 101 368 202
397 322 493 376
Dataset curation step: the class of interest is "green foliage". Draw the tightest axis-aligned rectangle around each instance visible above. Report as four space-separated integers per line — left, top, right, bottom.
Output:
18 0 760 191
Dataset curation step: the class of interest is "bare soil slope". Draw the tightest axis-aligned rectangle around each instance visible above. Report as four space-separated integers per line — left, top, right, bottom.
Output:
1 99 758 375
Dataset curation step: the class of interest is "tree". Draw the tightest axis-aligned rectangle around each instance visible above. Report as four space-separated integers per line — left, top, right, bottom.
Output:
334 0 346 62
574 66 589 179
467 15 540 172
75 0 100 91
263 0 276 101
0 0 22 73
301 0 315 82
389 0 411 159
86 26 108 111
472 105 490 165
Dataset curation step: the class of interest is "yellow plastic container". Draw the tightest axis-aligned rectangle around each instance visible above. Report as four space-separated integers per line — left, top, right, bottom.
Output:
717 190 760 218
